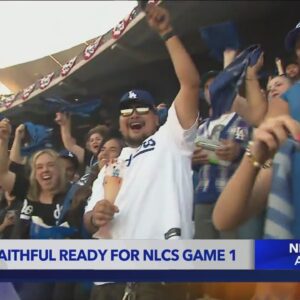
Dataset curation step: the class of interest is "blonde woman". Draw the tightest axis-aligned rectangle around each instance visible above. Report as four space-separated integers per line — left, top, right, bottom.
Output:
20 150 68 231
0 119 70 239
0 118 84 300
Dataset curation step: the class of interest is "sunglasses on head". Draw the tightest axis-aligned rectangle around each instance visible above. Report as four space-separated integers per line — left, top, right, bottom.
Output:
120 106 152 117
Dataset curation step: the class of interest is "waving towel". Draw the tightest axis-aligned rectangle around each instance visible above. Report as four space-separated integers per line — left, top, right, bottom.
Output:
41 96 102 117
20 122 53 156
209 45 262 119
199 21 240 62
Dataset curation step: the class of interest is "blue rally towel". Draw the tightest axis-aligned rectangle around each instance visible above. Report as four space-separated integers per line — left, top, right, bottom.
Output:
41 96 102 117
29 222 77 239
209 44 262 119
21 122 53 156
199 21 240 62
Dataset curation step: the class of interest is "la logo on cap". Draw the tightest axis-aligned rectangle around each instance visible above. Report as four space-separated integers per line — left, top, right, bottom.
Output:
296 22 300 29
129 91 137 99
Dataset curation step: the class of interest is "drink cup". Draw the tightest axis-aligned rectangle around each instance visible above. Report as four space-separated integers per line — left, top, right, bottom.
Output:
93 159 125 239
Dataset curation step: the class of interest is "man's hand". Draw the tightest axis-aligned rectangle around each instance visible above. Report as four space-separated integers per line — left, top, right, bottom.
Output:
192 147 209 165
91 199 119 228
215 140 241 162
145 4 172 36
247 52 264 78
0 119 11 142
55 112 70 127
275 57 285 76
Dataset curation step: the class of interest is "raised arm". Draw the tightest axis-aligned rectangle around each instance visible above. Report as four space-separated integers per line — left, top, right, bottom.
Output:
0 119 16 193
146 4 200 129
265 97 289 119
223 48 237 69
9 124 26 165
213 115 300 230
213 154 271 230
234 52 268 126
275 57 285 76
55 112 85 164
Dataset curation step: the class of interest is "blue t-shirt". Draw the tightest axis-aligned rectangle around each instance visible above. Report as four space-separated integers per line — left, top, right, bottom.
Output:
282 83 300 238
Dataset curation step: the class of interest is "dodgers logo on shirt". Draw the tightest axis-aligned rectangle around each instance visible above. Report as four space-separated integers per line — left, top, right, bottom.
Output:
20 199 33 220
53 204 62 220
134 138 156 158
234 127 247 141
126 138 157 166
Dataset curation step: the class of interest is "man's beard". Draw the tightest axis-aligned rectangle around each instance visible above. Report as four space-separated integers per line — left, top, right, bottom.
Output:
124 133 149 148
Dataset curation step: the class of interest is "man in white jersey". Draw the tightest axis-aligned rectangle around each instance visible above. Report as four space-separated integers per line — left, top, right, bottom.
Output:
84 4 200 300
84 3 199 240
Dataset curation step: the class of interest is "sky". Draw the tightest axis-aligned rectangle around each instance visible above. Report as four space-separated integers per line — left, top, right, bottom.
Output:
0 1 137 94
0 1 137 68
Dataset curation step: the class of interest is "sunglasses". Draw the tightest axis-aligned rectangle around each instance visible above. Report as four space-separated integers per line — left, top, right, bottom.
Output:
120 106 151 117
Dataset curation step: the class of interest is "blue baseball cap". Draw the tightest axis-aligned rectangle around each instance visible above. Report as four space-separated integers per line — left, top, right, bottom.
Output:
285 21 300 52
59 150 79 170
120 89 156 108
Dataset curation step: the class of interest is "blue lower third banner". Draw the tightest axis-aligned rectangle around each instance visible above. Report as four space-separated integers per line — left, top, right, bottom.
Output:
255 239 300 270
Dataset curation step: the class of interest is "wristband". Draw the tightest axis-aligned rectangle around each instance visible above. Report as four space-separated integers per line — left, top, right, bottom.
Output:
161 30 175 42
245 141 272 169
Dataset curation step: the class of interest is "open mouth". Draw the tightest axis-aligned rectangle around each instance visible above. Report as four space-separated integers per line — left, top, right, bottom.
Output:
271 92 280 98
41 174 52 182
92 144 99 151
129 122 144 130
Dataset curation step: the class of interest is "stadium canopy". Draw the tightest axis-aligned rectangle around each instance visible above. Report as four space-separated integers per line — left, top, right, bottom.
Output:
0 0 298 146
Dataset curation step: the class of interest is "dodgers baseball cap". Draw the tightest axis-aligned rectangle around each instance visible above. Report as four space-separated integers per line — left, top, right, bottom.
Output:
285 21 300 51
59 149 79 170
120 89 156 108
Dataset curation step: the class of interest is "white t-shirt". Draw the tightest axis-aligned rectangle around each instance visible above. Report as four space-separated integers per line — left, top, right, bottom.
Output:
85 103 198 239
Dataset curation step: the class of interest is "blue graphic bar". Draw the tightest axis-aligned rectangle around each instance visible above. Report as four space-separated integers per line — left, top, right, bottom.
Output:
1 270 300 282
255 240 300 270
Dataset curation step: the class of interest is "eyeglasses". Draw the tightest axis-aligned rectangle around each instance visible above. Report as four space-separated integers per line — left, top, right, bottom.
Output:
120 106 151 117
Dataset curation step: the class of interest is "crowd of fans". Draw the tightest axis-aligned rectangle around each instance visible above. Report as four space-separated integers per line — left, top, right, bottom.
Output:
1 2 300 300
